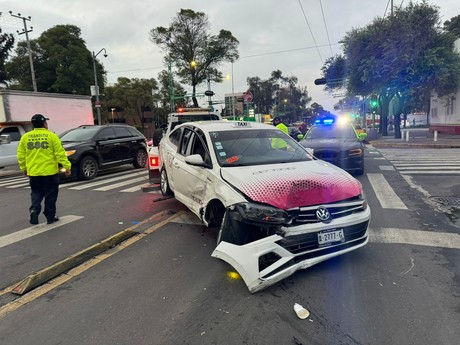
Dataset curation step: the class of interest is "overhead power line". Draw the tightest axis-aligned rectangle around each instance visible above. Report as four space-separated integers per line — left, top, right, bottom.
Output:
319 0 334 57
298 0 323 64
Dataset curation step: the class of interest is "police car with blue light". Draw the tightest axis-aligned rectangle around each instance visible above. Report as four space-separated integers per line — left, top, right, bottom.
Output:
299 115 365 175
158 119 371 293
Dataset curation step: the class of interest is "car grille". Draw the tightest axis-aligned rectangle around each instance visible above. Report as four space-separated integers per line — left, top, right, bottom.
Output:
287 200 366 225
314 149 340 160
259 233 368 276
275 221 369 254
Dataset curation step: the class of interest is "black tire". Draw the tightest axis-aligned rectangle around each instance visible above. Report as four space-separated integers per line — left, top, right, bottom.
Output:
133 148 147 168
160 168 172 196
78 156 98 180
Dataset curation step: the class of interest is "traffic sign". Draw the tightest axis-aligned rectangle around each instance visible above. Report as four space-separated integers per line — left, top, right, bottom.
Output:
243 90 253 102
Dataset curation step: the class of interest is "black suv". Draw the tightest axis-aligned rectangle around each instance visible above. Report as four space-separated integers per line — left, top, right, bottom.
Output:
59 124 147 180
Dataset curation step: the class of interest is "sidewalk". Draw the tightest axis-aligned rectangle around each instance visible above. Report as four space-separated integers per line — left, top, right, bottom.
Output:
368 128 460 148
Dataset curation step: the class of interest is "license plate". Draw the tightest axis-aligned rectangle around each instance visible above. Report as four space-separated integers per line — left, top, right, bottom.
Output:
318 229 345 246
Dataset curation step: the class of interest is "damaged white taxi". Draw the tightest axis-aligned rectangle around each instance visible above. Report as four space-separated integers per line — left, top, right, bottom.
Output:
158 120 370 293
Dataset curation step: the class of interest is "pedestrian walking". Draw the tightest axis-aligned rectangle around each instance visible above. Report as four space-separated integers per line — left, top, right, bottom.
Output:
17 114 72 225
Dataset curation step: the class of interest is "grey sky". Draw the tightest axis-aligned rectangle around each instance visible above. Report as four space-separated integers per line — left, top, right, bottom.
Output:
1 0 458 112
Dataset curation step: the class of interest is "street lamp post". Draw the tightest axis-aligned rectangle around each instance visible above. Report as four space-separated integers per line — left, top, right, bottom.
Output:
92 48 107 125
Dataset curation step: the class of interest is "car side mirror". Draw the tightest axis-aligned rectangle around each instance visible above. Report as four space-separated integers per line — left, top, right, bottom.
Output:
0 134 12 144
185 154 211 168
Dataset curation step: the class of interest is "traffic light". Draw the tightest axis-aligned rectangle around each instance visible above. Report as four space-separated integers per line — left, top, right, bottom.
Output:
314 78 327 85
370 95 378 108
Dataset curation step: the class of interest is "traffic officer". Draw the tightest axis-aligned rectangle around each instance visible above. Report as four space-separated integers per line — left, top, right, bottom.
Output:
271 116 289 150
17 114 72 225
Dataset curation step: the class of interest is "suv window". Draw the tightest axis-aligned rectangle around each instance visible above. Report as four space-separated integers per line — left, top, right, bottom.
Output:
127 127 143 137
112 126 133 138
96 127 117 140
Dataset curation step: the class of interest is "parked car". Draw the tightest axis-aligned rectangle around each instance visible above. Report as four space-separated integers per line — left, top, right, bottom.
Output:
300 117 366 175
158 120 371 293
59 124 148 180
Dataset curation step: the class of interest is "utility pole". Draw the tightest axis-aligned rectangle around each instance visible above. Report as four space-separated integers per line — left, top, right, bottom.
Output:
9 11 37 92
231 62 236 118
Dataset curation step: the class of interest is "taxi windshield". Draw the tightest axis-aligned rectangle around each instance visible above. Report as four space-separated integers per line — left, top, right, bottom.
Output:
209 128 313 167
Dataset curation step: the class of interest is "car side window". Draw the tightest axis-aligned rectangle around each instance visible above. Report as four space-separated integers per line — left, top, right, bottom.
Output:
190 131 208 161
1 127 21 141
169 128 182 147
112 126 132 138
96 128 117 140
179 128 193 155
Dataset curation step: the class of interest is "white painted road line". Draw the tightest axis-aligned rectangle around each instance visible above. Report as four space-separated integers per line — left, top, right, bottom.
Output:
120 184 145 192
69 171 143 190
379 166 395 171
94 177 147 191
0 215 84 249
367 173 408 209
370 227 460 249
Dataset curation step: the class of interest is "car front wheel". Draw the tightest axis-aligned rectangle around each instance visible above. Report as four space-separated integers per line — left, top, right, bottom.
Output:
78 156 98 180
160 168 172 196
133 148 147 168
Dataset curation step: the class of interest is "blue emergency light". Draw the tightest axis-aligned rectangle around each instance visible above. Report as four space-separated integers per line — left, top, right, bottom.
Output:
315 117 335 125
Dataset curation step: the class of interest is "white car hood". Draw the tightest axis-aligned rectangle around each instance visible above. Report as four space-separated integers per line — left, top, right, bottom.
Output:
221 160 362 209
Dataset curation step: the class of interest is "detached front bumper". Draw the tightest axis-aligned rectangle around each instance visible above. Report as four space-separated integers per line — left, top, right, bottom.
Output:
212 207 370 293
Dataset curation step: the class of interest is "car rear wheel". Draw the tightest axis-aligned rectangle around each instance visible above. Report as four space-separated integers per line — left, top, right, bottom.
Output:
133 148 147 168
78 156 98 180
160 168 172 196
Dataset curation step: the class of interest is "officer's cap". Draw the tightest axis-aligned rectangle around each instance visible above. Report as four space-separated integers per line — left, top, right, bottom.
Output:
31 114 49 126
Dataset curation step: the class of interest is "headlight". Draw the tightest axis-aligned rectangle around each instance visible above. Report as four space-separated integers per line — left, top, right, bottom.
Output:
65 150 76 157
234 202 287 224
348 148 363 156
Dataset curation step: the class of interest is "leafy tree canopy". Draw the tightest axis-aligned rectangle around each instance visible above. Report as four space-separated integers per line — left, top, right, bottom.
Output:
149 8 239 107
444 15 460 37
246 70 311 122
6 24 106 95
321 0 460 136
104 77 158 130
0 26 15 86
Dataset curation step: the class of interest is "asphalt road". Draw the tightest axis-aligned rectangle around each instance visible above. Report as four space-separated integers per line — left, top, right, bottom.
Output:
0 148 458 345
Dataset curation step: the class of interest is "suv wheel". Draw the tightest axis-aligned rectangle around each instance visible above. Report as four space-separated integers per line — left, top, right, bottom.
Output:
133 149 147 168
160 168 172 196
79 156 98 180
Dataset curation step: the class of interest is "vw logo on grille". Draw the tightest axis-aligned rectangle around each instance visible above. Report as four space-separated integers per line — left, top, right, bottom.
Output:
316 207 331 222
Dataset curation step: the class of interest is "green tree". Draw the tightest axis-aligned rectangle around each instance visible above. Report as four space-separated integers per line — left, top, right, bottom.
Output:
104 77 159 132
6 24 105 95
0 26 15 86
247 70 311 122
444 15 460 37
149 8 239 107
321 1 460 138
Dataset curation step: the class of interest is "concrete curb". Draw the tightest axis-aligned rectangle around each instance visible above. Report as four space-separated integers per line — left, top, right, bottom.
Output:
9 209 179 296
11 230 137 295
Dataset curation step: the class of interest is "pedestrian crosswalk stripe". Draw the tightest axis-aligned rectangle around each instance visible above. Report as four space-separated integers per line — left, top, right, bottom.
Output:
69 171 145 190
367 173 408 209
0 215 84 249
94 177 147 191
369 227 460 249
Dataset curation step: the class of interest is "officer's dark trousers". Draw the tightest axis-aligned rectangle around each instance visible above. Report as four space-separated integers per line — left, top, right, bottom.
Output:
29 174 59 220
